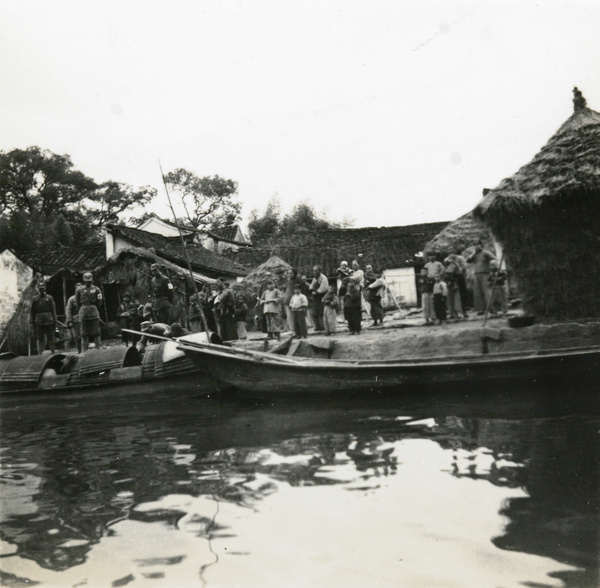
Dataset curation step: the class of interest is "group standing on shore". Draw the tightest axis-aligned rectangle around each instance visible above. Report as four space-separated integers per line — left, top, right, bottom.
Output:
418 241 506 326
30 241 508 356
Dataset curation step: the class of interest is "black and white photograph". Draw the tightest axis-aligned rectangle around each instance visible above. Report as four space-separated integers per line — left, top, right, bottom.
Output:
0 1 599 586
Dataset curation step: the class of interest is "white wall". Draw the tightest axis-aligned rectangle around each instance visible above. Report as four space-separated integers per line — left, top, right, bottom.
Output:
383 267 418 307
0 250 34 334
138 217 182 237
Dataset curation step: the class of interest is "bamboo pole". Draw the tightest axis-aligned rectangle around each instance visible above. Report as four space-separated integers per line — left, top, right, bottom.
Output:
158 161 210 335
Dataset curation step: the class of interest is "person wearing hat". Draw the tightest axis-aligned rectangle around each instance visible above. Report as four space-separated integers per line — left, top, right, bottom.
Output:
137 320 170 353
118 292 135 346
150 263 174 323
29 282 57 354
66 282 82 353
75 272 103 352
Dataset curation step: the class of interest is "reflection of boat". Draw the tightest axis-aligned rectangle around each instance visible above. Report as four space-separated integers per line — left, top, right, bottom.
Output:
178 340 600 394
0 333 212 395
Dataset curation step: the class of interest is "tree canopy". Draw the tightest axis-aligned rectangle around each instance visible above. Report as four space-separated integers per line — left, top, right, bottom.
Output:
163 169 241 231
248 197 352 243
0 147 156 254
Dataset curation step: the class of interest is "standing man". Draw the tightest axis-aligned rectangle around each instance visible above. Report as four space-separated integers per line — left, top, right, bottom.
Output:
424 252 444 279
66 282 82 353
76 272 103 352
217 281 238 341
150 263 174 324
445 250 469 317
467 241 497 314
30 282 57 355
310 265 329 332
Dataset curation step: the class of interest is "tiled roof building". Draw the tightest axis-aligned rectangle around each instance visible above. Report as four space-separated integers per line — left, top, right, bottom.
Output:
21 244 106 276
106 224 248 278
231 222 449 276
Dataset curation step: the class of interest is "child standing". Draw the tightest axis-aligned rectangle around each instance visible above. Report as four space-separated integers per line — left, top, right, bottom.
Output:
432 275 448 324
260 280 283 340
417 268 435 325
344 281 362 335
289 285 309 339
322 285 340 335
129 304 142 347
118 293 134 346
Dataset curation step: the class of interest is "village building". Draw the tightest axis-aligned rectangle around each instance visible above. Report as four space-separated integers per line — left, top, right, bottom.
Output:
232 222 448 307
424 212 495 259
0 250 34 344
138 214 251 255
1 224 249 353
474 87 600 320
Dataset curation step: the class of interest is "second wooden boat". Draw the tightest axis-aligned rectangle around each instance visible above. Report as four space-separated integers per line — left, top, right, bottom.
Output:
178 339 600 394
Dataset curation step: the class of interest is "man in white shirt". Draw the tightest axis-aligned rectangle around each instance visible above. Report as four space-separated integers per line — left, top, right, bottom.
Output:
310 265 329 331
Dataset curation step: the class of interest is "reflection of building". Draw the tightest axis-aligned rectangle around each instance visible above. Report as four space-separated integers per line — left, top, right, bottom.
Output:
493 418 600 581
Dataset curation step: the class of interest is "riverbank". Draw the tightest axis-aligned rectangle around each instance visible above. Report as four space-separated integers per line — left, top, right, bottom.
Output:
235 311 600 360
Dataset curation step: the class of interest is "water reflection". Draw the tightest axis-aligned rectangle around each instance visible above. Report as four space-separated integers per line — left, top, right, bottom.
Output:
0 388 598 587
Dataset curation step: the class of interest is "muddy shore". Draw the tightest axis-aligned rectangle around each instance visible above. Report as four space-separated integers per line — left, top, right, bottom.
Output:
235 311 600 360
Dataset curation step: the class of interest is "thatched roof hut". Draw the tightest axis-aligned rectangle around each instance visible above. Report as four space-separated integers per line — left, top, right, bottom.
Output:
242 255 292 291
473 87 600 319
2 279 39 355
95 247 217 326
424 212 494 258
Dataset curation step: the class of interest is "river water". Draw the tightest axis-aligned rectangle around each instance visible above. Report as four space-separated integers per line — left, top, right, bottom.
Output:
0 381 598 588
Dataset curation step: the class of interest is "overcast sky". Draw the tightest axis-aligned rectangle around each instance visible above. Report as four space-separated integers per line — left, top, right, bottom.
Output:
2 0 599 229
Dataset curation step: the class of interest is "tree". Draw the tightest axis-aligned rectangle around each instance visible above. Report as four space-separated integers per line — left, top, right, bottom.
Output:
247 197 281 242
163 169 241 231
86 181 157 229
248 199 352 243
0 146 97 217
0 146 159 253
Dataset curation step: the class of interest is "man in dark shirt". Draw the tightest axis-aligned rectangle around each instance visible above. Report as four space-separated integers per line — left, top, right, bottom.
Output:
150 263 174 323
30 283 57 354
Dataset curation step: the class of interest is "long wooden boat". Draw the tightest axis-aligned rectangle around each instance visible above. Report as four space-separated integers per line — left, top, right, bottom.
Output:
178 339 600 394
0 333 213 395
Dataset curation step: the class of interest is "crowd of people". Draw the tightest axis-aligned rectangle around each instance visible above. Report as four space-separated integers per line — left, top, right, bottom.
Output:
29 245 509 355
251 260 388 340
417 241 507 325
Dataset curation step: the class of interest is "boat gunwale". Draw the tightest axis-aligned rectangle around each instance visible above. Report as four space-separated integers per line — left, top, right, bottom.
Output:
177 341 600 369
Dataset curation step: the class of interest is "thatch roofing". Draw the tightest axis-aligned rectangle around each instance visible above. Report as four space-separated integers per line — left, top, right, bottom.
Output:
106 224 248 278
99 247 216 285
471 88 600 319
475 87 600 217
2 279 38 355
242 255 292 288
424 212 494 257
231 222 448 276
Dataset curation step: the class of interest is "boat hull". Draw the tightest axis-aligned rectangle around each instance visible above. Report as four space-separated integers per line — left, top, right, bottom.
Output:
0 336 213 395
180 342 600 394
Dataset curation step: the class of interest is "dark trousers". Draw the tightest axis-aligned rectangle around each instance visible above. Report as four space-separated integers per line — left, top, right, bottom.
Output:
457 275 468 313
369 297 384 322
345 306 362 333
312 295 325 331
292 309 308 338
219 314 238 341
433 294 447 321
